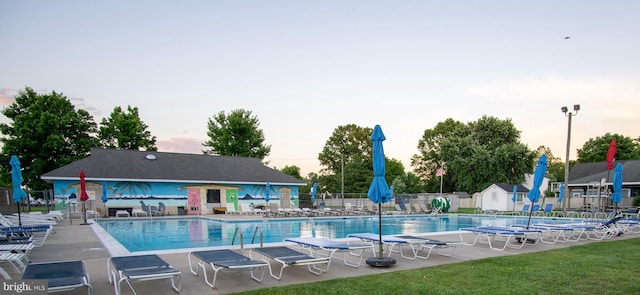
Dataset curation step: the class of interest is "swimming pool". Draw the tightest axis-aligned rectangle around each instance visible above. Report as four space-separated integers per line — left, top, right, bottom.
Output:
95 214 583 253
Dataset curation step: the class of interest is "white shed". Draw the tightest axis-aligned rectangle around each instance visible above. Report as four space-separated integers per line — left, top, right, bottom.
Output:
477 184 530 212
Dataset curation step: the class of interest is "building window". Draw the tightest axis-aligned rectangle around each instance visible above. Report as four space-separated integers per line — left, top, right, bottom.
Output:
491 192 497 201
207 189 221 204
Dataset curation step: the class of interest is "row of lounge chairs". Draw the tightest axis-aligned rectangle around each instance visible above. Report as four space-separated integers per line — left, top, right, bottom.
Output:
15 231 464 294
226 202 437 218
458 213 638 251
1 212 60 280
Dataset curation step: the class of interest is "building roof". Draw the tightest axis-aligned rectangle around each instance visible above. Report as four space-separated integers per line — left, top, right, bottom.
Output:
41 148 306 186
569 159 640 186
494 183 530 193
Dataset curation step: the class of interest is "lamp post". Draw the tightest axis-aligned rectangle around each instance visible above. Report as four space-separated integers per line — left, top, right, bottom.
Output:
341 153 345 207
561 104 580 211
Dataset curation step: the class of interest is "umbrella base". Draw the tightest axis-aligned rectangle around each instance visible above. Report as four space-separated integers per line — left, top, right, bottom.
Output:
79 222 92 225
366 257 396 267
515 237 537 244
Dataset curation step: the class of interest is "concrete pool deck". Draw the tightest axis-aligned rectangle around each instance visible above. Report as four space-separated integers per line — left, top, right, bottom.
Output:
13 214 636 294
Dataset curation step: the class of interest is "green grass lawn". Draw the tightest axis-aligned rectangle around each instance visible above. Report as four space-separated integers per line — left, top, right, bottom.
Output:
235 237 640 295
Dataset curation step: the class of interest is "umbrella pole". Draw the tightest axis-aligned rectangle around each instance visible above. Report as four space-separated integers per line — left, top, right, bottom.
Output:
526 202 535 229
17 202 22 227
378 203 383 258
365 202 396 267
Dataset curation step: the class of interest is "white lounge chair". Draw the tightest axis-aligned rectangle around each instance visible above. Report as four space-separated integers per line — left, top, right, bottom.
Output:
249 246 331 280
22 260 92 293
225 203 239 215
188 249 268 288
115 210 130 218
0 252 29 278
108 254 182 295
284 237 373 268
346 233 464 260
458 226 542 251
131 209 148 217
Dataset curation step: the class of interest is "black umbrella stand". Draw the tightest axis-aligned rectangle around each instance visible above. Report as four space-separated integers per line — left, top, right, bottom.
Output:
366 203 396 267
519 203 538 244
79 201 91 225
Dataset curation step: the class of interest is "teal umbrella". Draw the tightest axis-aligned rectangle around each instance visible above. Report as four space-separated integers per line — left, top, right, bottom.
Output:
10 155 28 227
310 183 317 204
101 182 108 217
265 182 270 204
368 125 391 204
558 183 564 204
366 125 395 267
526 154 548 228
101 182 108 203
511 185 517 214
611 163 623 211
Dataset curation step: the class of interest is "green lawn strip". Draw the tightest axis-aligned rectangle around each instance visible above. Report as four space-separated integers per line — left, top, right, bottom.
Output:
235 238 640 295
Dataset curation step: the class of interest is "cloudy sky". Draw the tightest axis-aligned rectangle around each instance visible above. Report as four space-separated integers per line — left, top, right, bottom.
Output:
1 1 638 176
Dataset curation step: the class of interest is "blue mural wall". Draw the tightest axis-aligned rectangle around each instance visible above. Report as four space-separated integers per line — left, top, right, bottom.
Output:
52 180 299 208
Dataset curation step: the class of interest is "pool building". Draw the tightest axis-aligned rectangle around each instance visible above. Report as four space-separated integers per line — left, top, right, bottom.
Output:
41 148 306 217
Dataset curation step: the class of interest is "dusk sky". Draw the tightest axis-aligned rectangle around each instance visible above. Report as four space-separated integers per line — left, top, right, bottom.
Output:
1 1 638 176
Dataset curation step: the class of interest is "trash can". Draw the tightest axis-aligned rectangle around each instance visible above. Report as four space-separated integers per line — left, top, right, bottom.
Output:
177 206 185 215
319 202 325 209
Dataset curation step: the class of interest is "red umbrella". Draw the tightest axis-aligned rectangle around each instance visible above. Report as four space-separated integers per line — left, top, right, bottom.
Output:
79 171 90 225
606 140 616 170
80 171 89 201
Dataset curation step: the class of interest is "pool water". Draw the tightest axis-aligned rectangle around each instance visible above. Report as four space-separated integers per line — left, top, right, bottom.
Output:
95 215 582 252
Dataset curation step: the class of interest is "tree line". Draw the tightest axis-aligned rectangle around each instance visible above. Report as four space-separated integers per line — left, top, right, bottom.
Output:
2 87 639 196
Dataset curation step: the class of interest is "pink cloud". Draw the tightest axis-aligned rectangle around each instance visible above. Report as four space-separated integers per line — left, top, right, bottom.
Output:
0 88 18 105
156 137 204 154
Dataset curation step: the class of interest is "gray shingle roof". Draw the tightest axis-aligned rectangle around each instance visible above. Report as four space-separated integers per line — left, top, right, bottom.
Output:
569 159 640 185
495 183 530 193
41 148 305 185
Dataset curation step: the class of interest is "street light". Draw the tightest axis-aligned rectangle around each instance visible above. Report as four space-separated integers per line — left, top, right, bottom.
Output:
561 104 580 211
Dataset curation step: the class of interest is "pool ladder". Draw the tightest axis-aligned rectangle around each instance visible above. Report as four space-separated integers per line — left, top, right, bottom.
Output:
232 226 263 249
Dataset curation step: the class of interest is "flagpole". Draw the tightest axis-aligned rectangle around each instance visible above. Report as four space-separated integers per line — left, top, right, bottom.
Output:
439 174 443 198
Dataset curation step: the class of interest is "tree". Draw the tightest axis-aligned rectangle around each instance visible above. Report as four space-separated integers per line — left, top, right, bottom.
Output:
534 145 564 182
413 116 535 194
411 118 467 192
98 105 157 151
0 87 98 190
203 109 271 159
318 124 373 174
576 133 640 163
280 165 303 180
317 124 405 194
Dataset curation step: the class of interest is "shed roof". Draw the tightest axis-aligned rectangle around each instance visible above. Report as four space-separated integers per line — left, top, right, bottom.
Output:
495 183 530 193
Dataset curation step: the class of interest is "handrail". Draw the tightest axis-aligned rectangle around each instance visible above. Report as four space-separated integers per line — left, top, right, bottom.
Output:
251 226 263 248
231 227 241 247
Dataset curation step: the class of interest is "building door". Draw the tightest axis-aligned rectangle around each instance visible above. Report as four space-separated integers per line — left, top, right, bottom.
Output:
279 189 291 209
187 189 200 215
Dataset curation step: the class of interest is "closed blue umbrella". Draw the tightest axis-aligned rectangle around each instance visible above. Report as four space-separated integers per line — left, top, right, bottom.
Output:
368 125 391 204
526 154 548 228
101 182 108 217
265 182 270 204
10 155 28 227
611 163 623 211
558 184 564 204
512 185 517 214
101 182 108 203
310 183 317 204
366 125 395 267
